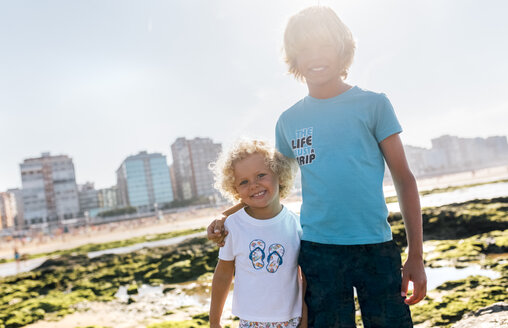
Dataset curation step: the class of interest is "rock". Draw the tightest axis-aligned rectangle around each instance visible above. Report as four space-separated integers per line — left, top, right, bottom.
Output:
451 302 508 328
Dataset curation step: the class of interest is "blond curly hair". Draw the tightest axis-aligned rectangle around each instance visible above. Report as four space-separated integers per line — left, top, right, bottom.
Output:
211 139 297 203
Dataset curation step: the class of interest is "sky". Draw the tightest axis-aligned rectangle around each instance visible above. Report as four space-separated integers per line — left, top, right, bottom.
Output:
1 0 507 191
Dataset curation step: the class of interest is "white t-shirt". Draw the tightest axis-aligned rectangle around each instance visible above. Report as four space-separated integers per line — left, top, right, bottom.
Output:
219 206 303 322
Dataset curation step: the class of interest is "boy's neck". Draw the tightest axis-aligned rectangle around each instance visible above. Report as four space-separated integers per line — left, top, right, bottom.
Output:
307 79 352 99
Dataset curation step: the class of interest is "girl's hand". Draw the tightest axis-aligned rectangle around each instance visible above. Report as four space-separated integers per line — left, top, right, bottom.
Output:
210 324 222 328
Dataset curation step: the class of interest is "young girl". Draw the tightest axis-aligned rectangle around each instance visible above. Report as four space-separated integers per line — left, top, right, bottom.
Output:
209 139 305 328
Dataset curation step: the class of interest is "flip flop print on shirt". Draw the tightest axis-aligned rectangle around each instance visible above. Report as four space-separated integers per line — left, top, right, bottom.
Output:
248 239 266 270
266 243 285 273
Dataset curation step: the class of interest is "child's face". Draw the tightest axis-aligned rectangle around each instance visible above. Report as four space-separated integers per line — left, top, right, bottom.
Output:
296 40 342 87
233 153 281 217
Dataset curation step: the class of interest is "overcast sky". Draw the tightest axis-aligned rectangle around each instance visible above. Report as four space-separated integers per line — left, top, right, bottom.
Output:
1 0 507 191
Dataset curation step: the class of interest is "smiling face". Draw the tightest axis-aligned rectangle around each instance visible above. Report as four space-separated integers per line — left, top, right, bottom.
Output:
283 6 356 92
233 152 282 219
296 40 343 91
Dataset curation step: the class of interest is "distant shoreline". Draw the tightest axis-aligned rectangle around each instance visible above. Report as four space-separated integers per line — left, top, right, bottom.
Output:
384 164 508 196
0 206 226 261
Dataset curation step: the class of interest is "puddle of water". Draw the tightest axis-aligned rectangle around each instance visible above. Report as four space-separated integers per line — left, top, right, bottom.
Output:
88 231 205 258
115 285 129 302
115 284 164 302
424 265 500 290
387 182 508 212
0 257 47 277
114 281 232 314
287 182 508 214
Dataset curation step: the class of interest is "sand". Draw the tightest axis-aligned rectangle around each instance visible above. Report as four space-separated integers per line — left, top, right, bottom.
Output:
0 205 229 261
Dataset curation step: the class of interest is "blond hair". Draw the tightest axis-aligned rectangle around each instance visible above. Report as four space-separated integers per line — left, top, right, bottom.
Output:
283 6 356 81
211 139 297 203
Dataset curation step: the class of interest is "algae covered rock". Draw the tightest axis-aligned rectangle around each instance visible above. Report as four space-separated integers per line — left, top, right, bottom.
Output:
127 283 138 295
450 302 508 328
0 236 218 328
423 230 508 267
411 274 507 327
389 197 508 248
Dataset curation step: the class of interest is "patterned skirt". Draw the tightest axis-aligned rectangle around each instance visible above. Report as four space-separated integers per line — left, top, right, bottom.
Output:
238 317 301 328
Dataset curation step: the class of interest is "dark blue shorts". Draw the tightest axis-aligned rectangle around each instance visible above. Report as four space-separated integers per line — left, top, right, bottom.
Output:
299 240 412 328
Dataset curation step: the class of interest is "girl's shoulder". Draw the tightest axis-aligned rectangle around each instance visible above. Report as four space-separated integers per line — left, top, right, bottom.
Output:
284 207 300 221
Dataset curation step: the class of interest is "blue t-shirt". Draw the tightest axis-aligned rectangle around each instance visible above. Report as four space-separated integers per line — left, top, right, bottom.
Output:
275 86 402 245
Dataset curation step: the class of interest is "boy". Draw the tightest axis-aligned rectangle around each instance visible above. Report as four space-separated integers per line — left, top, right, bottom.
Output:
209 6 426 327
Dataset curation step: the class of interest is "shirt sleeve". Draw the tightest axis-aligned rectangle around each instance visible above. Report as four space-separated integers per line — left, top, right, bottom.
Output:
218 220 235 261
374 93 403 143
297 219 303 239
275 116 295 158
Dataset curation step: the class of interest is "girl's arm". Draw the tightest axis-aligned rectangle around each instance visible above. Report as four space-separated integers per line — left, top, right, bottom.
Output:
380 133 427 305
210 259 235 328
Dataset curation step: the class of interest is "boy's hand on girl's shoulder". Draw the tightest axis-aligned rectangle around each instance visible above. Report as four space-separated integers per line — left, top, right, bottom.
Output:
401 256 427 305
206 218 228 247
207 203 245 247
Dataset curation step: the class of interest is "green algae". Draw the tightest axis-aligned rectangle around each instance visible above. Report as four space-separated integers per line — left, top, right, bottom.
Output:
1 197 506 328
389 197 508 248
423 230 508 267
0 237 218 328
411 273 507 327
1 289 96 327
127 282 138 295
382 198 507 326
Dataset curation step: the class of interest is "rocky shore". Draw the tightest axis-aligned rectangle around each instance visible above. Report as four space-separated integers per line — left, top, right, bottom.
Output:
451 302 508 328
0 197 506 328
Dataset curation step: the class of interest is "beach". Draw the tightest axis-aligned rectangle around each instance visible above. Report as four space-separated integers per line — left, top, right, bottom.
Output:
0 206 226 261
4 164 508 262
1 166 507 328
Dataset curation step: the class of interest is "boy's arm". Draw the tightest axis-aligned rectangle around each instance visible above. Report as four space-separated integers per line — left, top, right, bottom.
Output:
380 133 427 305
210 259 235 328
207 203 245 246
207 218 228 247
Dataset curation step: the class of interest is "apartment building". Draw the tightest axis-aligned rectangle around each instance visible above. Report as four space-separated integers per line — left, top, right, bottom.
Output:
116 151 174 212
170 137 221 201
19 152 80 226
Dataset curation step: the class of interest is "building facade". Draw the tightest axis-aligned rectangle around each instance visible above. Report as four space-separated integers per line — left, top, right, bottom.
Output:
403 135 508 177
116 151 174 212
97 186 118 210
0 192 17 230
19 153 80 226
7 188 24 229
78 182 99 215
170 137 222 201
